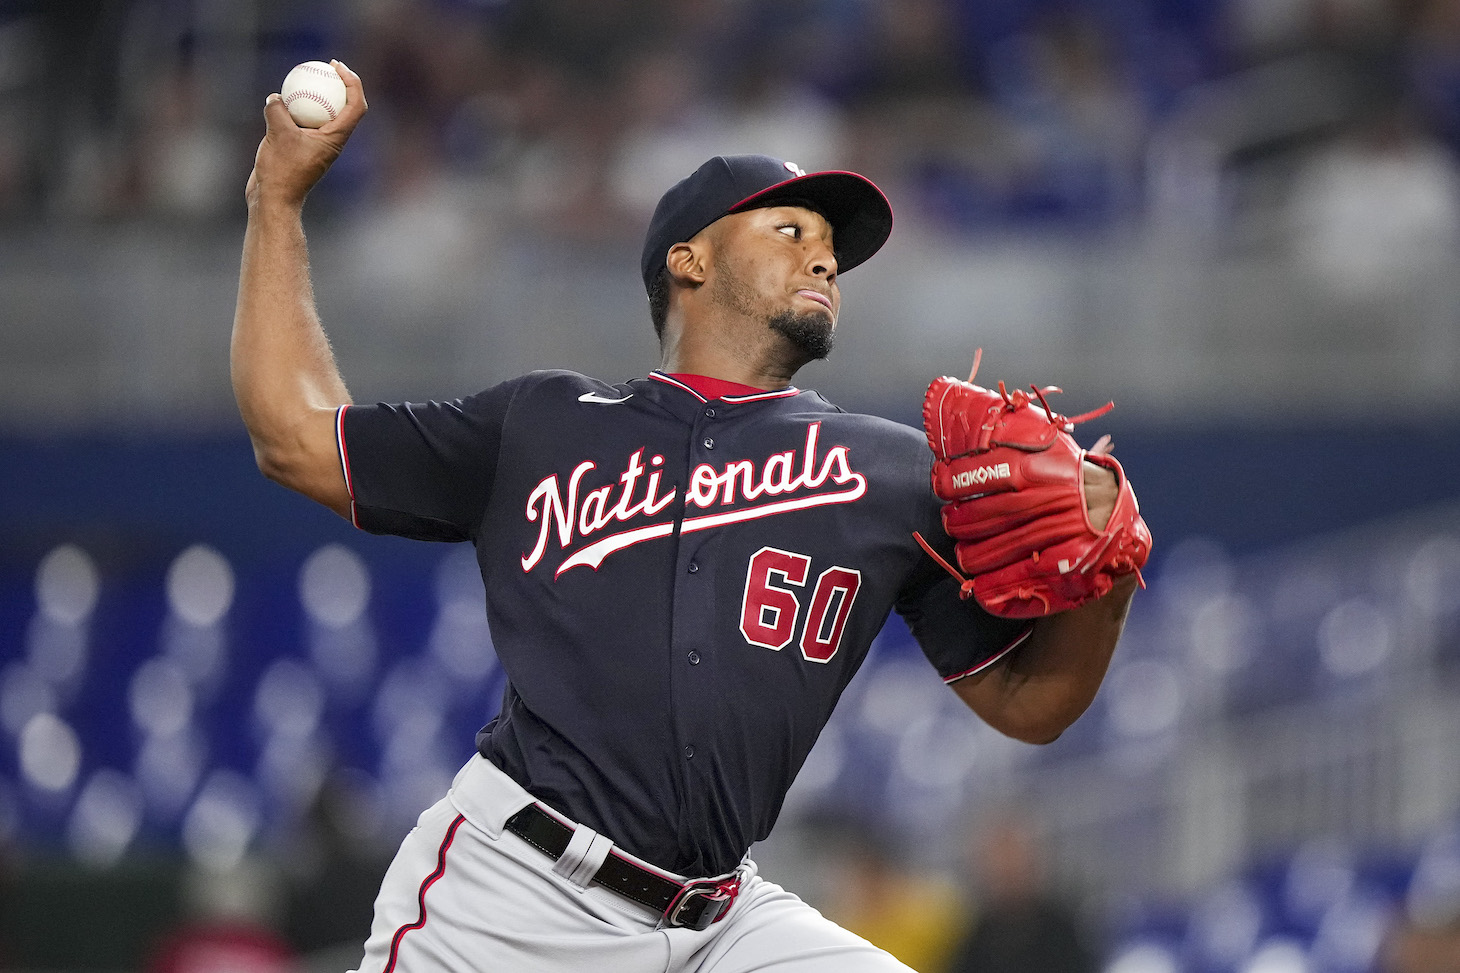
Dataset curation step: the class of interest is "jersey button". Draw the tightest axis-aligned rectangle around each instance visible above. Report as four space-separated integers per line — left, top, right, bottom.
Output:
688 651 701 665
683 744 695 759
703 437 714 449
704 407 716 418
687 561 699 574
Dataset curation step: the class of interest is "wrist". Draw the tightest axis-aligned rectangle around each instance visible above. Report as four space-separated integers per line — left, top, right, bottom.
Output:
247 190 306 220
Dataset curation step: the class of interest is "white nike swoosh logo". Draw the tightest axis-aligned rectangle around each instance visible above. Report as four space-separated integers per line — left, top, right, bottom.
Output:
577 392 635 405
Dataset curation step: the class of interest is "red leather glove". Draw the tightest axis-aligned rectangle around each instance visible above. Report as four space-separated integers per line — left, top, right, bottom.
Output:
918 353 1151 618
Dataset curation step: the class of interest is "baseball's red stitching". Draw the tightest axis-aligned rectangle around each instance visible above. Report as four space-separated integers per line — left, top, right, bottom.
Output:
381 813 465 973
283 89 338 119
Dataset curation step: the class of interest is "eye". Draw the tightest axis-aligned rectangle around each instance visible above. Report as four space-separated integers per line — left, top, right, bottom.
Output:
777 223 801 239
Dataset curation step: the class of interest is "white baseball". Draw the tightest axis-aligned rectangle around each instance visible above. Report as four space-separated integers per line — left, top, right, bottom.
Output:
280 60 347 128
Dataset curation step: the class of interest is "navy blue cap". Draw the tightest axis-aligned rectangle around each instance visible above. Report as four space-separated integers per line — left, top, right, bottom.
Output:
640 154 894 294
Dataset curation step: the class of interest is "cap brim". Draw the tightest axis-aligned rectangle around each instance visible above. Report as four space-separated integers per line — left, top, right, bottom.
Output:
727 171 893 274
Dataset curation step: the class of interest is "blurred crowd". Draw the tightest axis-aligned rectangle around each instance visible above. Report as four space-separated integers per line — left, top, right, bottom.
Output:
814 808 1101 973
3 0 1460 254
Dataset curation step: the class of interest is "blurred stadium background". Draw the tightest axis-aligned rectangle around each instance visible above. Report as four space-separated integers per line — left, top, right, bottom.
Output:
3 1 1460 971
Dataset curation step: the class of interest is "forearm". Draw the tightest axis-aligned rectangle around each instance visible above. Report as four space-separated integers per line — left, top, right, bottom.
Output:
231 198 350 473
228 64 366 515
230 196 353 519
954 574 1137 743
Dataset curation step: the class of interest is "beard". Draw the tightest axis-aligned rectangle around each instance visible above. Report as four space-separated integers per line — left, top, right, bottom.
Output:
708 265 836 366
768 309 835 362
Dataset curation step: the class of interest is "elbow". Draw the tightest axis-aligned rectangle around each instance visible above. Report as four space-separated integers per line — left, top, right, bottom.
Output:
954 677 1081 744
1018 696 1098 744
984 697 1086 745
1003 718 1069 746
237 407 352 520
954 663 1097 745
253 444 292 486
241 407 333 492
249 436 309 492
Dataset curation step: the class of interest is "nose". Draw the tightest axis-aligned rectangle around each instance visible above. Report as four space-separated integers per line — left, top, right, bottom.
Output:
807 241 838 282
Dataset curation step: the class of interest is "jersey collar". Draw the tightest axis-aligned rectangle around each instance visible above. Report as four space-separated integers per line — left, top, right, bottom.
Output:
647 371 801 404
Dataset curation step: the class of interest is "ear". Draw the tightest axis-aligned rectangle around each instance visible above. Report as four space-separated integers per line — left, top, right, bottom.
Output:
665 241 708 286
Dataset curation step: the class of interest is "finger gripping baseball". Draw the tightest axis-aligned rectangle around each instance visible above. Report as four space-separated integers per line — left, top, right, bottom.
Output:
919 362 1150 618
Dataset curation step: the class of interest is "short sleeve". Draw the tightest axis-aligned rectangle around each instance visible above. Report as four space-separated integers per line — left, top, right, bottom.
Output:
896 495 1034 683
338 377 526 542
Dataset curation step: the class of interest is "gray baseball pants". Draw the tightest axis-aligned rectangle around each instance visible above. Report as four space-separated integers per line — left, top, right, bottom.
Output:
348 755 914 973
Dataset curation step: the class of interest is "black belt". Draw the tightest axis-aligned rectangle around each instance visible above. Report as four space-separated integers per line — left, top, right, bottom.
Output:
503 803 740 931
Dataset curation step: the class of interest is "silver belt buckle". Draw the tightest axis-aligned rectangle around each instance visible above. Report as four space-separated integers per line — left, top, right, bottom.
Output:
665 878 738 931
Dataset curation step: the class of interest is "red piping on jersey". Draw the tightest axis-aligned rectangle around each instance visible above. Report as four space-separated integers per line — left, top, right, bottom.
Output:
649 371 800 403
335 405 360 529
381 813 466 973
941 625 1034 684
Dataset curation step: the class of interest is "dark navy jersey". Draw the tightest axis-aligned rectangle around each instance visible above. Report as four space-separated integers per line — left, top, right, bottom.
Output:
339 370 1031 876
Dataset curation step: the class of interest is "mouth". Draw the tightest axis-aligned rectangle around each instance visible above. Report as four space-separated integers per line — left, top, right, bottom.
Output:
796 289 833 313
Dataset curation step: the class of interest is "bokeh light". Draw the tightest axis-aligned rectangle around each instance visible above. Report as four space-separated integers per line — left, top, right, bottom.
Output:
68 769 143 867
166 543 236 627
35 545 99 626
128 657 195 738
182 770 261 873
300 544 371 628
19 712 81 793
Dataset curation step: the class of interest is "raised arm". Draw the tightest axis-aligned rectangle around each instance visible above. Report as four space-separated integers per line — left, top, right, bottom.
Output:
231 61 367 518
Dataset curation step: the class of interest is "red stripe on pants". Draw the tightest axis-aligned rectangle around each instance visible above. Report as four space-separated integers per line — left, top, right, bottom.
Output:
382 813 467 973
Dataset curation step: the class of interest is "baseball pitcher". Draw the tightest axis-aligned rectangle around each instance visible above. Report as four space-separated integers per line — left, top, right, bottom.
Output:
233 62 1148 973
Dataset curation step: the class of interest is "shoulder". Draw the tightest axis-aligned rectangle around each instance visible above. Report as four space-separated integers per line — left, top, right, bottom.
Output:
792 392 929 454
495 369 618 396
344 371 621 431
463 369 626 409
